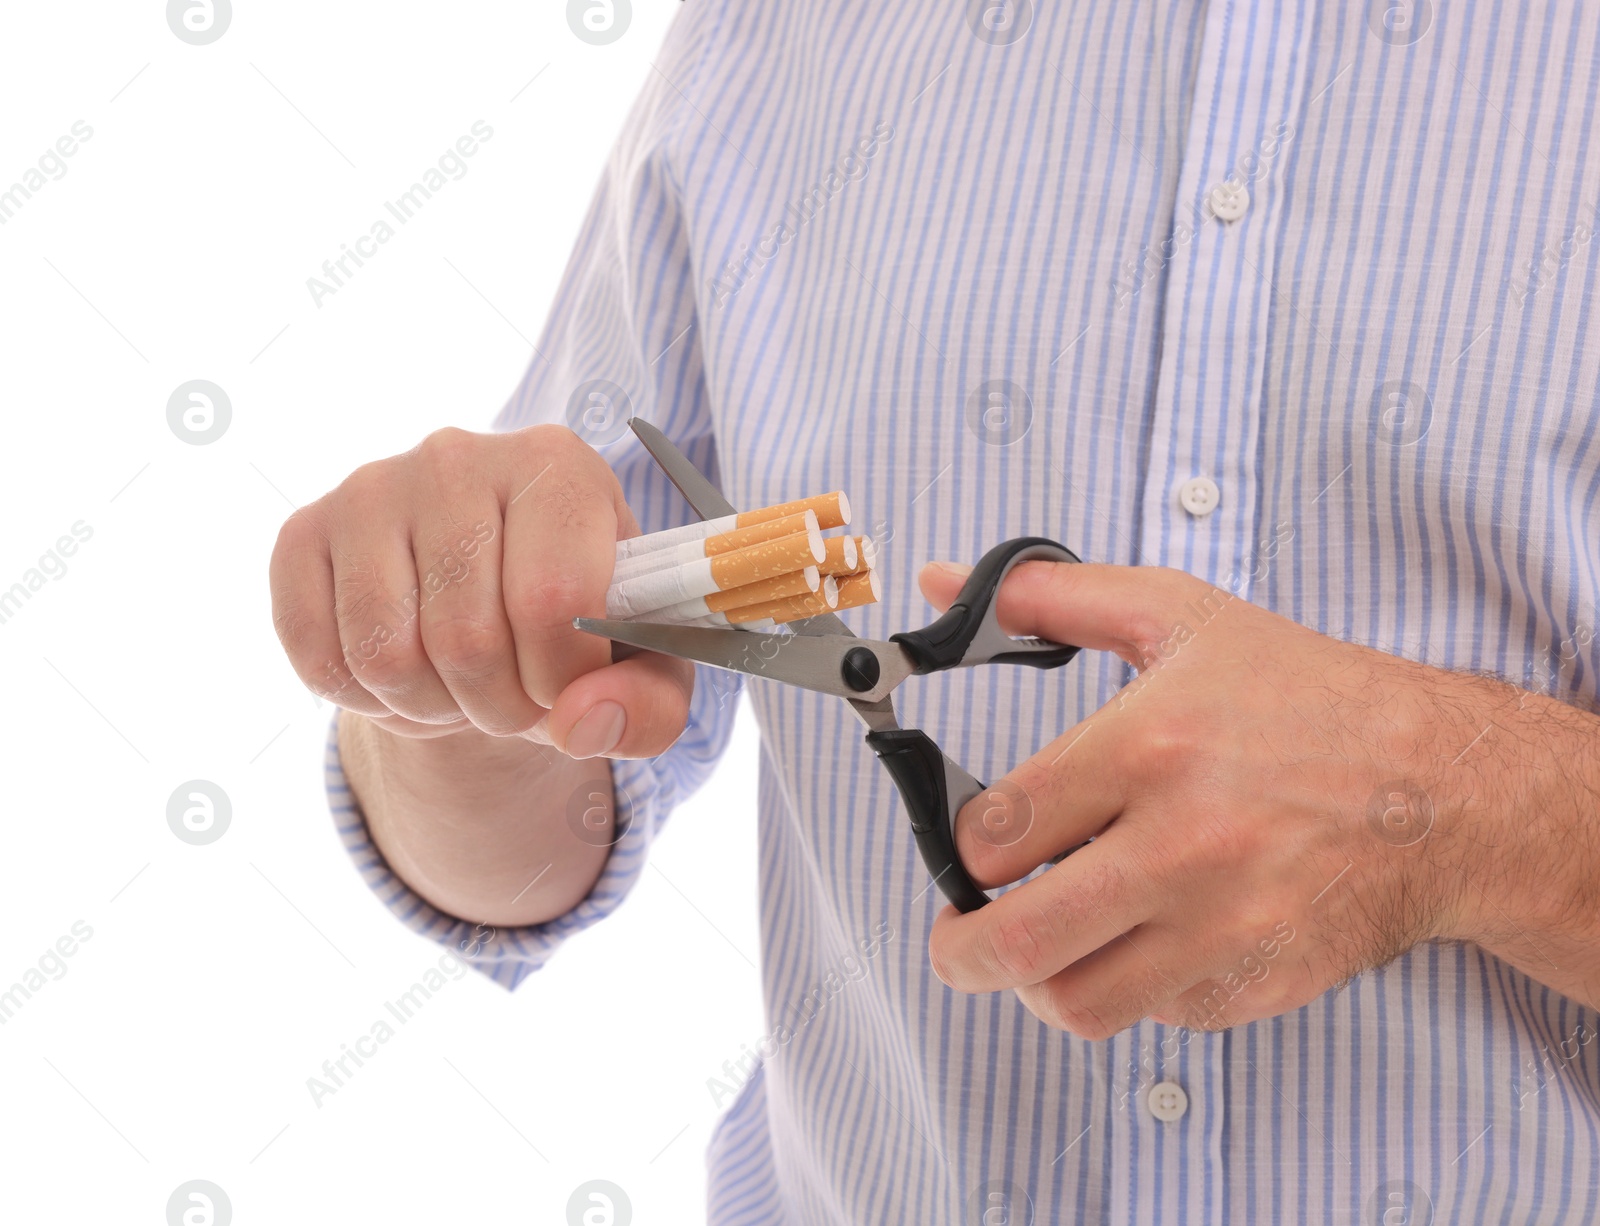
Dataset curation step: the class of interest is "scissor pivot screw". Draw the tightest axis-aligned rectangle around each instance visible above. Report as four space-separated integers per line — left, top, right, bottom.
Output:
841 646 880 692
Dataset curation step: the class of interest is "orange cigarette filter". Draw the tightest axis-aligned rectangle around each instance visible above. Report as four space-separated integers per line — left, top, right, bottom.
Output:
832 569 882 612
738 491 850 532
707 529 824 591
724 577 840 625
704 510 817 556
703 565 820 612
816 534 860 577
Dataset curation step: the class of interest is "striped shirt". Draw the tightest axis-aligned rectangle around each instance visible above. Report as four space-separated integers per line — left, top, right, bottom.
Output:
327 1 1600 1221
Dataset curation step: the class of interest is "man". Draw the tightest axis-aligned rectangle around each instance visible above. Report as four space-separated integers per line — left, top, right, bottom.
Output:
270 2 1600 1220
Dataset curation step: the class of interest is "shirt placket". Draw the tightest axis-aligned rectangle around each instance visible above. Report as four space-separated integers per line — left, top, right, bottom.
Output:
1133 1 1312 1221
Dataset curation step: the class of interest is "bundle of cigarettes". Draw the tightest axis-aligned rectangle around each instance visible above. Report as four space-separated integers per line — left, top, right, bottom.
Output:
607 492 880 630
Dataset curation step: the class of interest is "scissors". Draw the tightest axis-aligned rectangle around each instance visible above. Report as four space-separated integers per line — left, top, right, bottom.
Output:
575 420 1085 912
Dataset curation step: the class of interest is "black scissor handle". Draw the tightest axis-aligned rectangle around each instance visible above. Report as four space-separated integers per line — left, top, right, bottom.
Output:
890 537 1083 675
865 728 991 912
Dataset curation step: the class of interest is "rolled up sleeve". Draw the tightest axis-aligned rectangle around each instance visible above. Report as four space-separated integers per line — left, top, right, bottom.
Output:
324 0 743 989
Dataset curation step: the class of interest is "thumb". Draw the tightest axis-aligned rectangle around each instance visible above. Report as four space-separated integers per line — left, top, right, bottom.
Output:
918 558 1201 665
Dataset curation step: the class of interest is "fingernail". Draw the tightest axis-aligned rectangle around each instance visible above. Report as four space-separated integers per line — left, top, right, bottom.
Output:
566 701 626 759
929 561 973 578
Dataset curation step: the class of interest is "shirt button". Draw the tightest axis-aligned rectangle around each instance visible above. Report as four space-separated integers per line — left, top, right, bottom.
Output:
1178 476 1221 517
1147 1081 1189 1122
1208 178 1249 221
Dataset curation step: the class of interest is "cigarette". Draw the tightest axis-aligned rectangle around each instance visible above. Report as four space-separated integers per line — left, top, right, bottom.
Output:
612 493 850 561
605 527 824 618
723 576 840 625
816 534 859 577
647 566 821 622
728 569 882 627
611 511 818 583
740 491 850 532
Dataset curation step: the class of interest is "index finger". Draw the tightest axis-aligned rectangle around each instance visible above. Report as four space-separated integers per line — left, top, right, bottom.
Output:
500 431 628 708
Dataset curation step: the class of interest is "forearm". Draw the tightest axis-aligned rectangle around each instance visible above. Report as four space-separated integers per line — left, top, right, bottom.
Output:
338 710 614 928
1451 683 1600 1008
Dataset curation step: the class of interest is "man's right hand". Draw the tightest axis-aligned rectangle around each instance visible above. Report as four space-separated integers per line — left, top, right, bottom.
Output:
269 424 693 761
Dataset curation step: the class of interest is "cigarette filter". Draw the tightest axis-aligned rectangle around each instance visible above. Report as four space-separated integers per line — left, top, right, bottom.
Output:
649 566 821 622
740 491 850 532
723 576 841 625
816 534 860 577
832 569 882 611
611 492 849 562
605 527 824 618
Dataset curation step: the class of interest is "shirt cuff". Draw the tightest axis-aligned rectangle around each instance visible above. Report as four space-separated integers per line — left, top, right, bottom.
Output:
324 717 668 991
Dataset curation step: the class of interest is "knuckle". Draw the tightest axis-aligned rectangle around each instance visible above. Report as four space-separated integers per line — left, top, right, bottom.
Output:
1057 1002 1121 1042
417 426 480 470
346 634 413 692
508 568 598 630
527 422 587 457
426 614 508 679
1020 983 1114 1039
1136 714 1198 775
332 557 392 628
984 907 1051 983
272 509 318 560
635 681 692 753
272 595 323 659
926 934 959 989
340 457 400 504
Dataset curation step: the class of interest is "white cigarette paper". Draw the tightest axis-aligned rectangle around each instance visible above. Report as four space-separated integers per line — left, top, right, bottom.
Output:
613 513 738 561
611 510 819 583
605 526 823 618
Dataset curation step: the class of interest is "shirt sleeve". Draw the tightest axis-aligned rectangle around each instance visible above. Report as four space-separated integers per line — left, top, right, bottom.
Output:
324 1 744 991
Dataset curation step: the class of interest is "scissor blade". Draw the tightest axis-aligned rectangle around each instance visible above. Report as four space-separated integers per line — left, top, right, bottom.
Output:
629 419 736 520
574 617 915 703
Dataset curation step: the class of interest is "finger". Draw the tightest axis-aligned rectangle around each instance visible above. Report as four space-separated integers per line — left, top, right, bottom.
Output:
928 830 1155 994
918 559 1212 666
330 482 464 725
269 507 390 719
953 718 1127 888
414 498 547 737
365 711 475 739
500 428 630 708
1013 924 1207 1041
543 651 696 759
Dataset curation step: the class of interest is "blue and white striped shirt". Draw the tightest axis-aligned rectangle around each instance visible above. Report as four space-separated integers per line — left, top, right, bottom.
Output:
329 2 1600 1220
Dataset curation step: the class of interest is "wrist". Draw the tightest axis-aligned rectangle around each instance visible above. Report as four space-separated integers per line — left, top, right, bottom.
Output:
1444 682 1600 972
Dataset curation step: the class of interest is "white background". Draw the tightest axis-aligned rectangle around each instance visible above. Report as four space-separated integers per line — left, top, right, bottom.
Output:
0 2 763 1222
